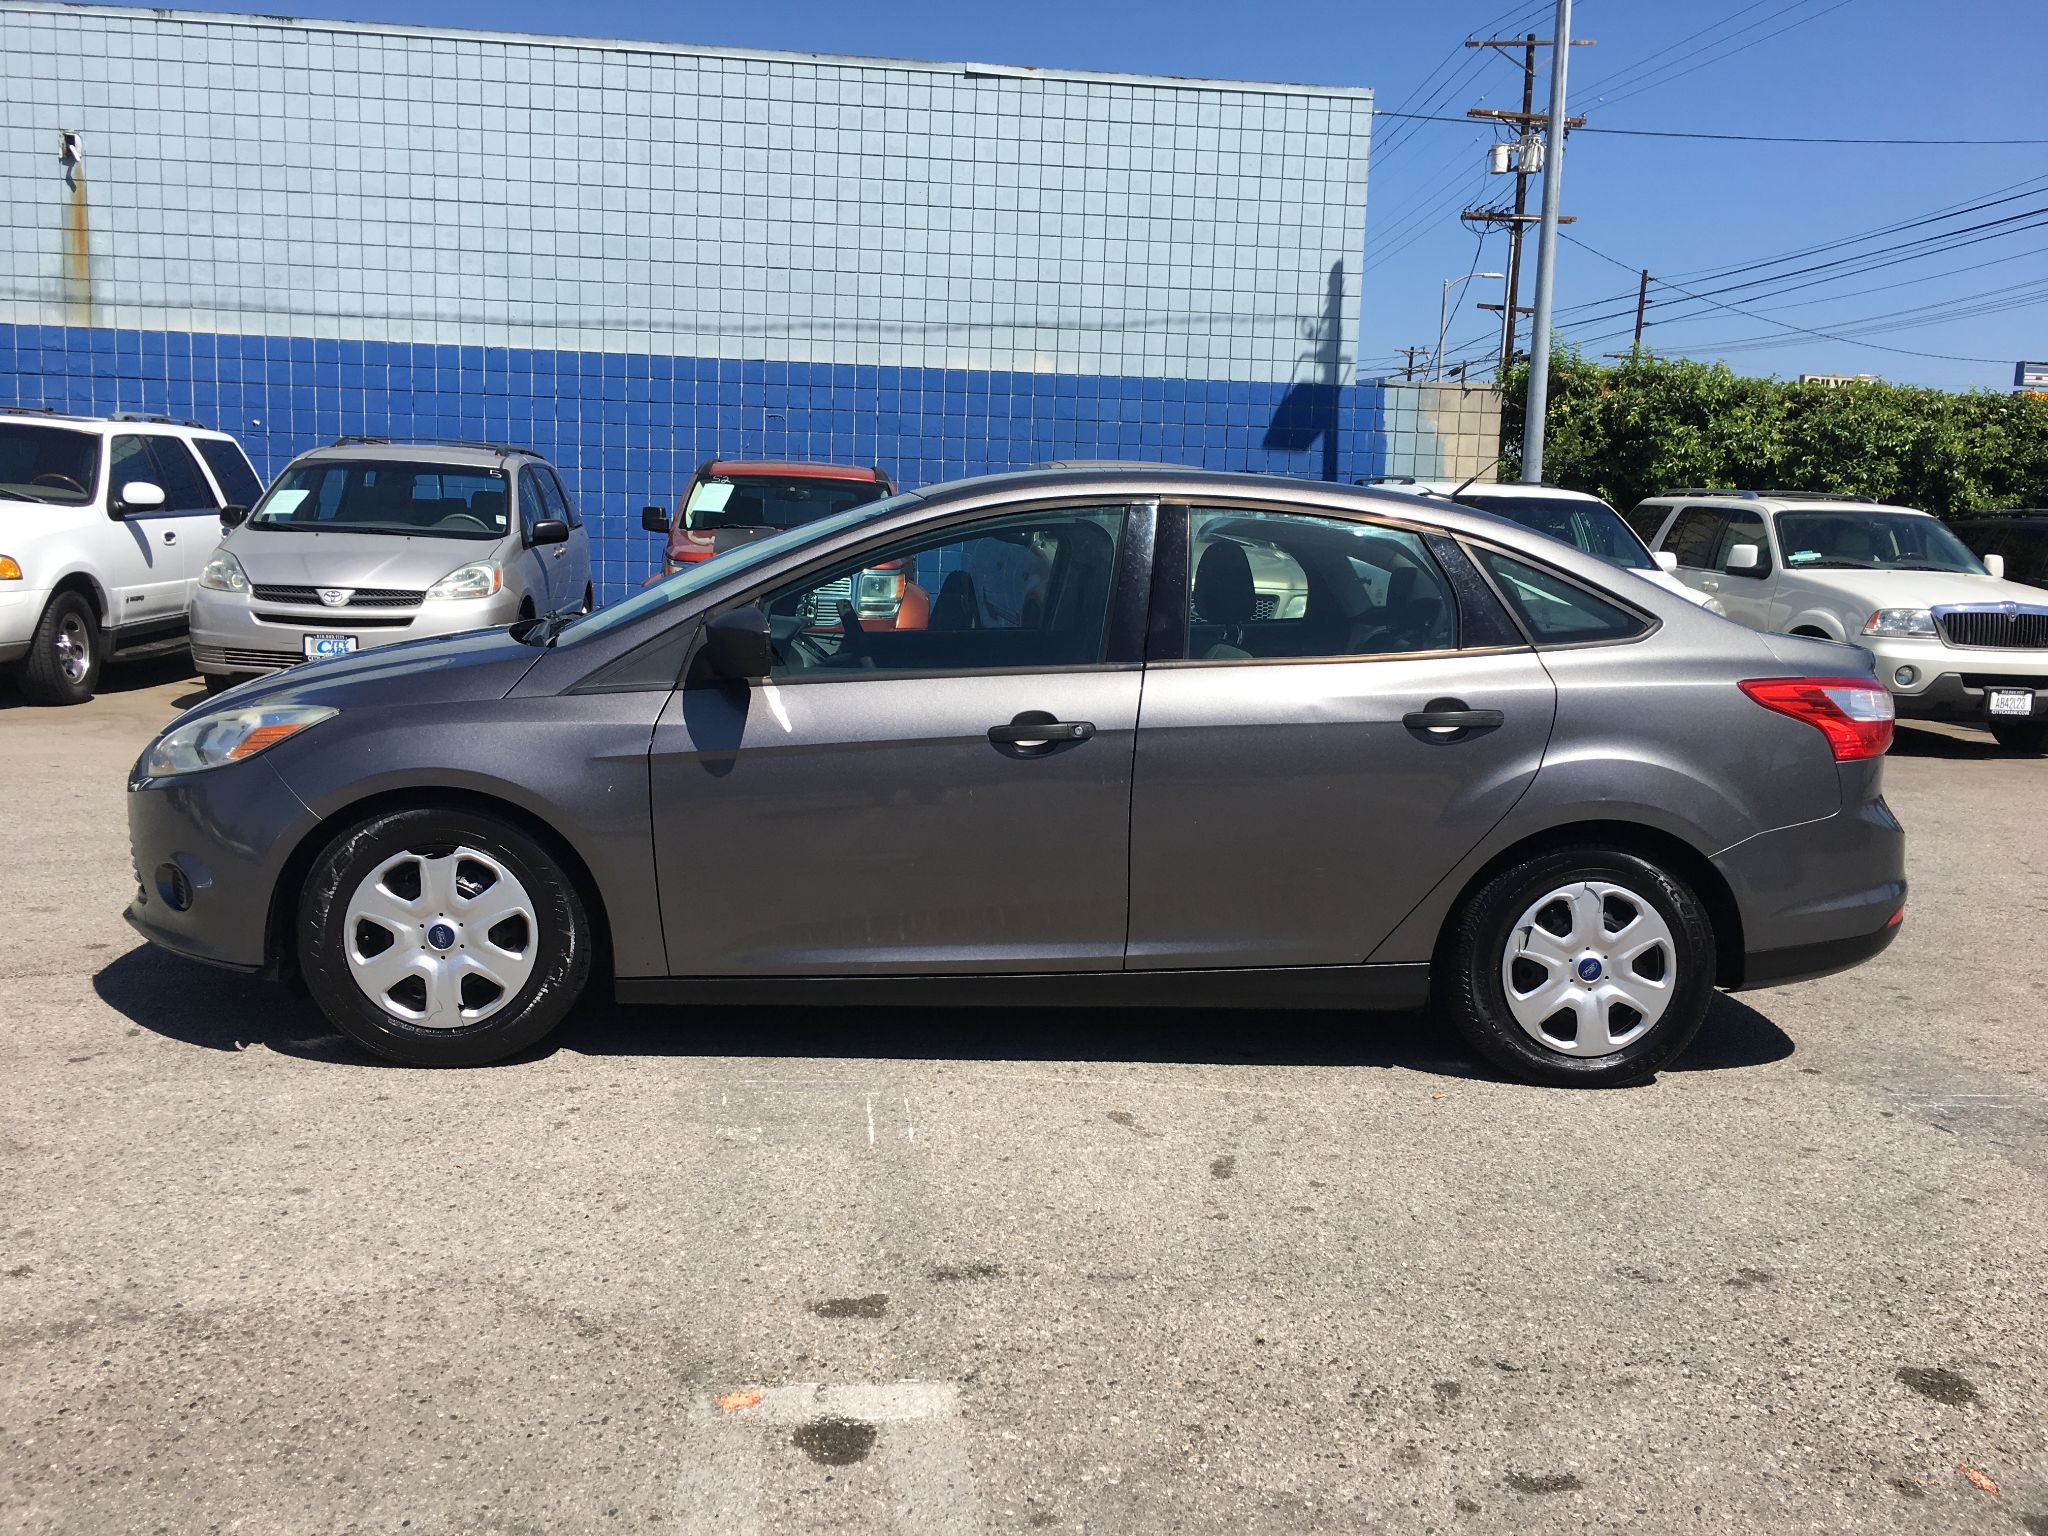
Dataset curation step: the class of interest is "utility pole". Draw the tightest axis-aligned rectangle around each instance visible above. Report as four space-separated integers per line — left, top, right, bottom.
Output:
1631 268 1651 350
1396 346 1428 381
1521 0 1575 485
1463 31 1590 375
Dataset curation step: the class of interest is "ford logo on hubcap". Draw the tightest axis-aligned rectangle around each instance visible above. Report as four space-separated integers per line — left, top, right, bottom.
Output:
1576 957 1603 982
427 922 456 950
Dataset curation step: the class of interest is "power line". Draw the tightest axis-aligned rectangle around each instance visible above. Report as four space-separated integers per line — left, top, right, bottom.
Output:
1591 0 1855 113
1572 0 1781 102
1368 109 2048 145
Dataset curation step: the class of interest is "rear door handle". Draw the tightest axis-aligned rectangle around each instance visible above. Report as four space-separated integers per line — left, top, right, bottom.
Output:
1403 703 1505 737
989 715 1095 747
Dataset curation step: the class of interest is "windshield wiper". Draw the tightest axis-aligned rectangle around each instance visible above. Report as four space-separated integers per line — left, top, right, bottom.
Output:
516 608 580 647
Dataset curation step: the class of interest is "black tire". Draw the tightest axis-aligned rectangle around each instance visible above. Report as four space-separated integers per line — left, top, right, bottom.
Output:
298 805 592 1066
1442 846 1717 1088
19 589 100 705
202 672 241 696
582 584 595 614
1988 717 2048 755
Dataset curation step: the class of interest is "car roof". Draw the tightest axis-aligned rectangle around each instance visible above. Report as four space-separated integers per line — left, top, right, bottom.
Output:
292 439 539 469
1636 489 1927 515
1376 478 1610 505
0 408 235 438
707 460 886 482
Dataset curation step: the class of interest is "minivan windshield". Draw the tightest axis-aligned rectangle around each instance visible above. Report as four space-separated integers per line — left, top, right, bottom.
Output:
0 423 101 506
1455 493 1657 571
685 473 889 532
247 460 510 539
554 490 920 645
1776 510 1986 574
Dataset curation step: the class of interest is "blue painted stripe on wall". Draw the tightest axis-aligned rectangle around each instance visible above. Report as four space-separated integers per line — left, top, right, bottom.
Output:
0 324 1388 604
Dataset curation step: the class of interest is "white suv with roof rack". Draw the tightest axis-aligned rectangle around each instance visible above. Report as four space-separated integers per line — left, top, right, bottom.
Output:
1631 488 2048 753
0 408 265 704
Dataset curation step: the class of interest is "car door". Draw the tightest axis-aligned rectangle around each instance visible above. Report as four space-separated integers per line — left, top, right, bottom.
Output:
648 501 1149 976
102 432 201 624
1706 507 1778 629
1660 505 1729 610
513 465 558 613
1125 505 1558 970
540 465 592 607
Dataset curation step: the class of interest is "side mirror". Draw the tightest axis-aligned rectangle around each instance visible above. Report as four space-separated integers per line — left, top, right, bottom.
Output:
117 479 166 515
702 606 774 682
219 504 248 530
1724 543 1762 573
642 505 671 534
1984 552 2006 581
529 518 570 547
1653 549 1679 573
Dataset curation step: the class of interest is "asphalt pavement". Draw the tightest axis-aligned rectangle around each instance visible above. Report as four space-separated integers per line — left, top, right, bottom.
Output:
2 660 2043 1535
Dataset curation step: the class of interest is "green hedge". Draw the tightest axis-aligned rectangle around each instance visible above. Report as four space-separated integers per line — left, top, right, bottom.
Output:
1499 349 2048 518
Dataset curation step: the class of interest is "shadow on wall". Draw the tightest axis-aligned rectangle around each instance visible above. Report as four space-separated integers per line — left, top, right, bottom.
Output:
1260 260 1348 482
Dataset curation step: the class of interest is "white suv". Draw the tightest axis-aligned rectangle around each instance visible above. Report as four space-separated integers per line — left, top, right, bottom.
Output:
0 409 265 704
1632 489 2048 753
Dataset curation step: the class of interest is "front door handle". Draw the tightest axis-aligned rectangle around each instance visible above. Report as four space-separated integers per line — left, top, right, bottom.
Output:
989 713 1095 748
1403 701 1505 738
162 530 177 544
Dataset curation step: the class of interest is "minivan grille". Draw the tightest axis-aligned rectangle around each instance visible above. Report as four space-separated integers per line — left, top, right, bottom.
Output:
251 584 424 609
192 642 302 672
1935 605 2048 649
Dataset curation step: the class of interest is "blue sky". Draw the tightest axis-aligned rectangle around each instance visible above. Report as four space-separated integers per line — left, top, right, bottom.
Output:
160 0 2046 392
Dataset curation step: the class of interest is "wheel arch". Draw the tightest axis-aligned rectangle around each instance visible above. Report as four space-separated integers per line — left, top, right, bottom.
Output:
264 786 615 984
45 569 112 628
1783 611 1847 641
1429 819 1745 989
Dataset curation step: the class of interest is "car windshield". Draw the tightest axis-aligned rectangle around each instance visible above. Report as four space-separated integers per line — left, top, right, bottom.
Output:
684 473 889 532
1455 493 1656 571
553 491 920 645
0 423 101 506
1776 511 1986 574
246 460 510 539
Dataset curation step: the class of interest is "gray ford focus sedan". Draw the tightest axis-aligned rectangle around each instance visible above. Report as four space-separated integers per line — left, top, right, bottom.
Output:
125 468 1905 1086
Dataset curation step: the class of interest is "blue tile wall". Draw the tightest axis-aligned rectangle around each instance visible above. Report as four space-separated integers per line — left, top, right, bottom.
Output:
0 322 1389 603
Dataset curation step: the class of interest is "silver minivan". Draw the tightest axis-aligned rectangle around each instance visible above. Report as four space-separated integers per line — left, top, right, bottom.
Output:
189 439 593 689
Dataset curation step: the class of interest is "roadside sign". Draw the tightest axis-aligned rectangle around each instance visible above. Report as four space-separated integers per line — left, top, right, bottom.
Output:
2017 361 2048 389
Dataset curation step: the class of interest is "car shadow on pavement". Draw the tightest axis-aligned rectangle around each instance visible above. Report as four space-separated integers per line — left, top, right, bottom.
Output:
97 944 1795 1082
1889 723 2004 760
0 654 199 711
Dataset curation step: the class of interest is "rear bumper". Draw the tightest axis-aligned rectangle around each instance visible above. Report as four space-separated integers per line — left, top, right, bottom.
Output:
1737 915 1901 989
1712 773 1906 990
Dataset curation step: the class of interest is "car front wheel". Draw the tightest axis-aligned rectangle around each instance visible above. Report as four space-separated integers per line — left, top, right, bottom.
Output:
298 806 592 1066
20 590 100 705
1443 847 1717 1087
1988 717 2048 755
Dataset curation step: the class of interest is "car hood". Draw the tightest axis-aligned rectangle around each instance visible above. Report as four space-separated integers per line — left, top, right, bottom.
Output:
178 626 545 720
225 526 500 590
1783 566 2041 609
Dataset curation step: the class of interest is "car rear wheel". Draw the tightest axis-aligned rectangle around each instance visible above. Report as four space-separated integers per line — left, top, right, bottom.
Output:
1988 718 2048 755
20 590 100 705
298 806 592 1066
1443 847 1717 1087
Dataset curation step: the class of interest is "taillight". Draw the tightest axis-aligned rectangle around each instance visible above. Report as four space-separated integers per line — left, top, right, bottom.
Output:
1739 676 1894 761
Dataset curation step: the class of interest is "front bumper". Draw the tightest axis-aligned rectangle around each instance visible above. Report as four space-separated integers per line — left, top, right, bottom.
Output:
188 585 522 675
0 584 43 656
1863 634 2048 721
125 753 320 973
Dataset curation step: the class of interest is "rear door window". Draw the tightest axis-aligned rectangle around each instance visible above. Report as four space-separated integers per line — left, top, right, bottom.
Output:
193 438 264 506
1664 507 1728 570
1473 549 1649 645
1184 508 1460 660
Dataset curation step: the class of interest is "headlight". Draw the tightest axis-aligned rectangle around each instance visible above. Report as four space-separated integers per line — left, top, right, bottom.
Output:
426 561 504 600
143 705 336 778
1862 608 1937 637
198 551 248 593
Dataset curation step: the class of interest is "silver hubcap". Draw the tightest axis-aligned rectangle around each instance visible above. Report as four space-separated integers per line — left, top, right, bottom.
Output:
342 846 538 1028
54 613 90 684
1501 881 1676 1057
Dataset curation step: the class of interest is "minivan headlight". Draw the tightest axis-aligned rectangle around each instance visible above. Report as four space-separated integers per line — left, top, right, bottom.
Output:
198 551 248 593
143 705 336 778
1862 608 1936 637
427 561 504 600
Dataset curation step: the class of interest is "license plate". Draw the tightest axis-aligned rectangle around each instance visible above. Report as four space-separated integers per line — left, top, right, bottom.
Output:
303 633 358 661
1989 688 2034 716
